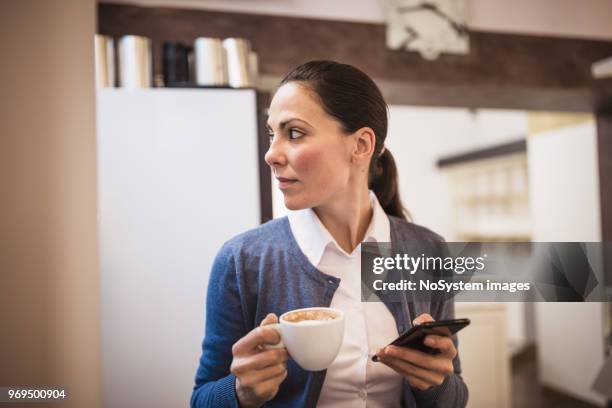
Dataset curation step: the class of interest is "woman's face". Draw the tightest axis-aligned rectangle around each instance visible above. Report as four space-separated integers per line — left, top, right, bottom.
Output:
265 82 355 210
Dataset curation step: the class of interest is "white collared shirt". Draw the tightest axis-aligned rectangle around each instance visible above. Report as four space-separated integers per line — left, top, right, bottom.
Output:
288 191 403 407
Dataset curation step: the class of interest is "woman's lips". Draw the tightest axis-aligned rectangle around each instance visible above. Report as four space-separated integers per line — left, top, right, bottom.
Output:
277 177 298 189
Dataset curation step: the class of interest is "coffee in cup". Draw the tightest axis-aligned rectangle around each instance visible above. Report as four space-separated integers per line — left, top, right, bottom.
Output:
282 309 338 323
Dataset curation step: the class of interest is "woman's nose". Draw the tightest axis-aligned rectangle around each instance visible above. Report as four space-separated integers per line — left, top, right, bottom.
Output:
264 137 287 168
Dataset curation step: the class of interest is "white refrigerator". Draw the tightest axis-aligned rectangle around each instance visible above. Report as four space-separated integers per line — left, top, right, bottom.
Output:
96 88 265 408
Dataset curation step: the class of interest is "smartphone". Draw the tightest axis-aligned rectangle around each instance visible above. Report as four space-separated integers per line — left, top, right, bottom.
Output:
372 318 470 362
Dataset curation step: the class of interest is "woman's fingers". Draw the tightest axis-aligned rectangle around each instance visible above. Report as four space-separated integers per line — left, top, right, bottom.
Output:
412 313 434 325
260 313 279 326
382 356 446 390
404 373 431 391
424 335 457 359
234 362 287 388
383 345 454 375
231 348 288 374
232 324 282 355
249 369 288 401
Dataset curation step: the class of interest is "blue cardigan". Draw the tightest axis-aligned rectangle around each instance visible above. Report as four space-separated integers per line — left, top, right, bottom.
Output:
191 216 468 407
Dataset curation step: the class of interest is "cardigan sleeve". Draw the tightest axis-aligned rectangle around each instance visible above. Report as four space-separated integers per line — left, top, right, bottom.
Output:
190 243 247 408
412 238 469 408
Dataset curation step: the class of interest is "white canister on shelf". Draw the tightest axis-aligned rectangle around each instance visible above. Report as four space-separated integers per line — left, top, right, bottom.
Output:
248 50 259 86
95 34 115 88
194 38 228 86
118 35 152 89
222 38 253 88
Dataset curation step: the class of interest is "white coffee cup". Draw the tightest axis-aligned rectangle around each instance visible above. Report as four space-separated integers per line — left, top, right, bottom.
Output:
264 307 344 371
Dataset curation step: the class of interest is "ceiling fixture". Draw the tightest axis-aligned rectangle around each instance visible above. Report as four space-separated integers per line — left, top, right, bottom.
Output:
592 56 612 79
386 0 470 60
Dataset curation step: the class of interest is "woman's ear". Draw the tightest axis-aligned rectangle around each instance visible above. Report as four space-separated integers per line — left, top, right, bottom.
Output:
352 127 376 164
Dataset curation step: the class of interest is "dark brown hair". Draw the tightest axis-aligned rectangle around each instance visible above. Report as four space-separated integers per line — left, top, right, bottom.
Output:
280 60 409 220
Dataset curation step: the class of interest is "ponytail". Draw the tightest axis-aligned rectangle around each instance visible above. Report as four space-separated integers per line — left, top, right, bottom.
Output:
369 148 410 221
280 60 410 220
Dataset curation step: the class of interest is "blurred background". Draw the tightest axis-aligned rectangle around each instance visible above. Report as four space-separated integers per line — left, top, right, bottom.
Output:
1 1 612 407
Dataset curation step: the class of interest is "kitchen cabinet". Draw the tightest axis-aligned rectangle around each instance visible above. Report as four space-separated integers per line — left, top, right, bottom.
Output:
455 302 511 408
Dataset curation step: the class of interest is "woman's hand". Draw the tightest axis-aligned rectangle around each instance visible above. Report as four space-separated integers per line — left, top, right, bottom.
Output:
376 313 457 391
231 313 289 408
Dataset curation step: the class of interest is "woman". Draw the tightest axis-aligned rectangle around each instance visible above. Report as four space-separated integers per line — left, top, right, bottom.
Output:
191 60 468 407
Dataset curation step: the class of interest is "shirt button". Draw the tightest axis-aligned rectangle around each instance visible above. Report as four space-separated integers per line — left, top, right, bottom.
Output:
327 279 335 284
358 389 367 400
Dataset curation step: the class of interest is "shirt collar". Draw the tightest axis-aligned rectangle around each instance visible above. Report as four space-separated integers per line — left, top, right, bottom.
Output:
288 190 390 266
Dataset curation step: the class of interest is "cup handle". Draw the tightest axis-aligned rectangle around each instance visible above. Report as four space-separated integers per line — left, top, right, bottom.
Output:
261 323 284 350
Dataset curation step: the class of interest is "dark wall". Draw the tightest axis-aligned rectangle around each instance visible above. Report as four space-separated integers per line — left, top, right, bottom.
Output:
98 3 612 111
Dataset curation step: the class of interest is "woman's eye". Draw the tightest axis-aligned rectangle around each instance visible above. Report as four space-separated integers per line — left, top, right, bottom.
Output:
289 128 304 140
